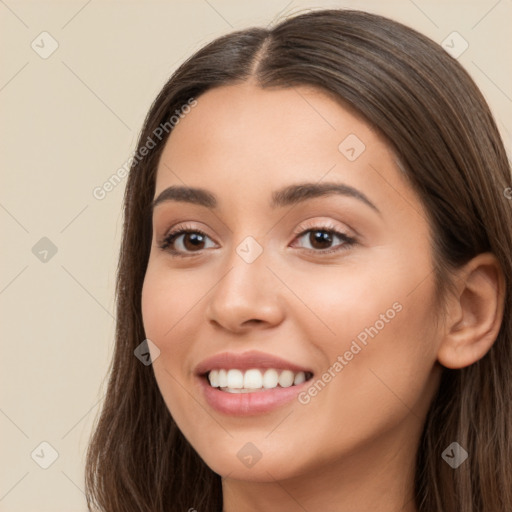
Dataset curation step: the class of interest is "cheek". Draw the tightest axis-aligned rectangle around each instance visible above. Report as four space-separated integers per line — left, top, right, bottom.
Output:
141 266 203 428
141 265 196 387
274 255 405 351
290 251 439 411
141 264 205 344
298 271 439 432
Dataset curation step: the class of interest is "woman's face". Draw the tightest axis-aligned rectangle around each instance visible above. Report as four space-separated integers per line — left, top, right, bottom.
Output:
141 83 444 482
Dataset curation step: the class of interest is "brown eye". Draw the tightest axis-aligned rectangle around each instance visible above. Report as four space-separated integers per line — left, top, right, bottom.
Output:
159 229 216 256
293 226 356 254
179 232 207 251
307 230 334 250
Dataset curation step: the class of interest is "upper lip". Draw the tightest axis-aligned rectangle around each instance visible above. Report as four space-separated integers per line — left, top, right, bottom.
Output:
195 350 313 376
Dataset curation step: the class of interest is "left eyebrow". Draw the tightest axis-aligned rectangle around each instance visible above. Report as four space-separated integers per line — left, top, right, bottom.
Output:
270 182 381 215
151 181 381 216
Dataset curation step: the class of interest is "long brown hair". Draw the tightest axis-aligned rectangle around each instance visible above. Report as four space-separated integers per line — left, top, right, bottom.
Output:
85 9 512 511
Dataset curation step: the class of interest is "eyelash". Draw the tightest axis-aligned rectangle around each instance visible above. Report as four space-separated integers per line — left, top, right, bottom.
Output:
158 222 357 258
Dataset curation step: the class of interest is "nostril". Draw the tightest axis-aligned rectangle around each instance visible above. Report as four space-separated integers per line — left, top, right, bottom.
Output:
244 319 263 326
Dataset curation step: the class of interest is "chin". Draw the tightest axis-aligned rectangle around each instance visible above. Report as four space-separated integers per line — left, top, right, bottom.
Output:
199 448 306 482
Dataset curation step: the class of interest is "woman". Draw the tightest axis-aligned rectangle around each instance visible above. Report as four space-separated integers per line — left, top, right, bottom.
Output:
85 9 512 512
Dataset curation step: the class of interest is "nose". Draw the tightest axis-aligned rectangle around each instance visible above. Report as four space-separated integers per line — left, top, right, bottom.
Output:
205 253 286 334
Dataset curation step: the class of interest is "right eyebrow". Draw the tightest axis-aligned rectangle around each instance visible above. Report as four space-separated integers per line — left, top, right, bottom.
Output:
151 185 216 211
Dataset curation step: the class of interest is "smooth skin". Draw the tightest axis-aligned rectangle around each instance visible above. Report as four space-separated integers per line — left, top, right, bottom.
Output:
141 82 505 512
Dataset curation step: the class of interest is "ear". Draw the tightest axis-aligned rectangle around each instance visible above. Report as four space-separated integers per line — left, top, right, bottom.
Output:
437 252 506 369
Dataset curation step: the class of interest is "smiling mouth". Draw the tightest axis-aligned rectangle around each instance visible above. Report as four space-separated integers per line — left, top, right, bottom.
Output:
204 368 314 393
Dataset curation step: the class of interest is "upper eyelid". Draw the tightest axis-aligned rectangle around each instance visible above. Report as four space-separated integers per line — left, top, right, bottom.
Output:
160 221 351 240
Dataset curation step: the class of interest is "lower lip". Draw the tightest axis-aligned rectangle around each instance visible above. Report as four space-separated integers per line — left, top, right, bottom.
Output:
197 375 312 416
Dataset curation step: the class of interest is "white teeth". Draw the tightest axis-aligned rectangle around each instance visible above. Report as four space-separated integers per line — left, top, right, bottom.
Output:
226 369 244 388
218 369 227 387
243 369 263 389
207 368 311 391
278 369 295 387
262 369 279 388
209 369 219 387
293 371 306 385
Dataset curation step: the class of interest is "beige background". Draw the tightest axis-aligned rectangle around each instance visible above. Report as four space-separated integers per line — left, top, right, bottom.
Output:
1 0 510 510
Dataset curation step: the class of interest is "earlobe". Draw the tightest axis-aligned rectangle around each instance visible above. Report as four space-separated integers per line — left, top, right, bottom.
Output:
437 252 505 370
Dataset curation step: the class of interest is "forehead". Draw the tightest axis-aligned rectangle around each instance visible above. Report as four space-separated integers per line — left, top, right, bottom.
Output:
154 83 414 217
160 83 380 162
187 82 369 130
